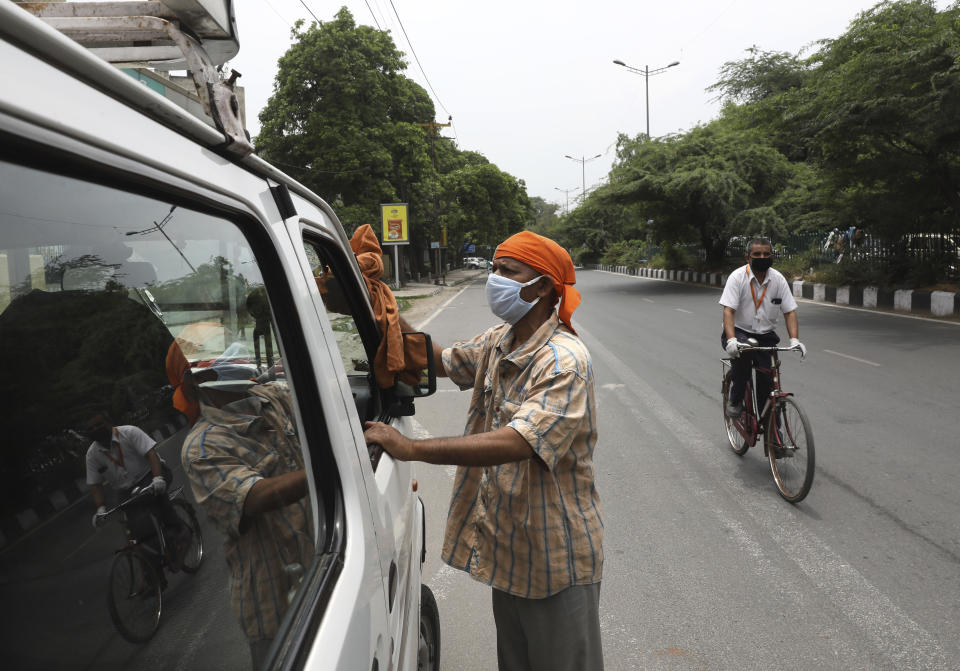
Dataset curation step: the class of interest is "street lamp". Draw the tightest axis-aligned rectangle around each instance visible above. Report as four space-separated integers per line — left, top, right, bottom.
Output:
554 186 578 214
613 58 680 139
564 154 603 205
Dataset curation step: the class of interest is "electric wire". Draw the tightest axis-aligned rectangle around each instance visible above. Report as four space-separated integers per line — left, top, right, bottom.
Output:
258 0 292 28
386 0 450 118
296 0 322 26
361 0 382 30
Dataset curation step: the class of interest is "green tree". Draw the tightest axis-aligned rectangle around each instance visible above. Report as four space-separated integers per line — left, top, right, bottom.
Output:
601 125 798 267
255 7 531 277
801 0 960 237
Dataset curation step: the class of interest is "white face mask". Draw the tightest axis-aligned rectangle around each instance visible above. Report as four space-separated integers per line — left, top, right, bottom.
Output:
485 273 544 324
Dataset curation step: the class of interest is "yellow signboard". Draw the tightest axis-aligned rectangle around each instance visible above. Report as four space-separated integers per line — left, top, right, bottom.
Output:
380 203 409 245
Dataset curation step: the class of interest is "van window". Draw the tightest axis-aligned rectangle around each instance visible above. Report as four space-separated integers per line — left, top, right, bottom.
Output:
0 158 329 669
302 235 382 427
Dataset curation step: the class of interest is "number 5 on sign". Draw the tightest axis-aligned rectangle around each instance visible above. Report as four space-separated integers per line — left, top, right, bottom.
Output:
381 203 409 244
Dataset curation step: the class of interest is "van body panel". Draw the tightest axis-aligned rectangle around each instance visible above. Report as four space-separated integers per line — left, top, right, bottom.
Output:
0 4 435 668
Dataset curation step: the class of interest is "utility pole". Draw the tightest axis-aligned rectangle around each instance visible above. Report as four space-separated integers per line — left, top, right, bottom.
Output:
554 187 577 214
564 154 602 205
613 59 680 139
418 117 452 283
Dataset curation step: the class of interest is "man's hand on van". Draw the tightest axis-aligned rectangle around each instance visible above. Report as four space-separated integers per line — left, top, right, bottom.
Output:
364 421 417 461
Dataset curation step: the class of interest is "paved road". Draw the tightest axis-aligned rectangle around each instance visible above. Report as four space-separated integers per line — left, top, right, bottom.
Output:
0 427 251 671
411 269 960 671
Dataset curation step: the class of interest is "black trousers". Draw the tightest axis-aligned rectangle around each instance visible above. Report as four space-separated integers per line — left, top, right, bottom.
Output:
721 328 780 408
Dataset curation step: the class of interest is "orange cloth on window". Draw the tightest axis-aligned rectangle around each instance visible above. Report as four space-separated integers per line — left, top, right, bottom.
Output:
165 340 198 424
350 224 426 388
494 231 581 333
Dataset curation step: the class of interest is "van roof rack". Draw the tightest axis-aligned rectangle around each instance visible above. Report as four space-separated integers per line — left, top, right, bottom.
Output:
15 1 252 157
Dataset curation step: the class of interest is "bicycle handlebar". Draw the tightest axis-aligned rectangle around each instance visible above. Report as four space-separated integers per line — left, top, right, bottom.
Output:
101 486 155 519
736 343 803 353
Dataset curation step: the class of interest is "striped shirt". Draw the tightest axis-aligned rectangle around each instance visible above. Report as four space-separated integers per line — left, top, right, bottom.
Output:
441 312 603 599
181 382 313 642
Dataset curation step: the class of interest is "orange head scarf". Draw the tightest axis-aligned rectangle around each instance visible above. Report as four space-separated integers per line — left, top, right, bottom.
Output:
494 231 581 333
165 340 198 425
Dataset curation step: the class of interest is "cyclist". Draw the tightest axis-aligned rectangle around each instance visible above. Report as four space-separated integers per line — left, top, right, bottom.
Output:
720 237 806 418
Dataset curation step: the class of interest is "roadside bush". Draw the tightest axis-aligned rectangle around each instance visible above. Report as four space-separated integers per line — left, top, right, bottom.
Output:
601 240 648 267
810 261 888 287
655 243 692 270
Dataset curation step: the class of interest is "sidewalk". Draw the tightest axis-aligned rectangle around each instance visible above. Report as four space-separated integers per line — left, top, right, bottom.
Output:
592 264 960 319
393 268 487 298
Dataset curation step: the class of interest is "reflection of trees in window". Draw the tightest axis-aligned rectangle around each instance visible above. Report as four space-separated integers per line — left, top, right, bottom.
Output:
149 255 253 323
0 289 175 515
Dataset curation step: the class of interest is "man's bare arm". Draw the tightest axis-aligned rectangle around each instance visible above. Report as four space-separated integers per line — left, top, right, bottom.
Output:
784 310 799 340
364 422 534 466
723 306 737 340
243 470 308 516
399 315 447 377
146 448 164 478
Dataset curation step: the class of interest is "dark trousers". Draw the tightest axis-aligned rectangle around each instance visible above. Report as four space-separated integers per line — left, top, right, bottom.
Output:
721 328 780 409
492 583 603 671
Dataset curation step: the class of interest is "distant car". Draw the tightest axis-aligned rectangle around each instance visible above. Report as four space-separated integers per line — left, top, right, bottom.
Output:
464 257 486 269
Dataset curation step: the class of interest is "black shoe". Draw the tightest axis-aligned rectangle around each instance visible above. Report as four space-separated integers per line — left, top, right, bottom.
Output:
725 400 743 418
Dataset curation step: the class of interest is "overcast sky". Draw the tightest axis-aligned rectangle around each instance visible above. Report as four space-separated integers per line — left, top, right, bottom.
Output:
231 0 948 210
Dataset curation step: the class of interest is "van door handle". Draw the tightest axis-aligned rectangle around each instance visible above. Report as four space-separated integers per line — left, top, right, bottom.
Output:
388 560 397 612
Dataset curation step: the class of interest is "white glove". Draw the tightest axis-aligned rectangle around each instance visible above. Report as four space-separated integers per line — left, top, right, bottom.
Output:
92 506 107 529
150 476 167 496
724 338 741 358
789 337 807 357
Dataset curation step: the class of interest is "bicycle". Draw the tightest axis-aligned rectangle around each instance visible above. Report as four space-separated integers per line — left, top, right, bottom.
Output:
101 484 204 642
721 340 815 503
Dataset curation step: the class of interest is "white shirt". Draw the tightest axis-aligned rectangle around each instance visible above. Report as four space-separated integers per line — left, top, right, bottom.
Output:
719 264 797 334
85 425 158 489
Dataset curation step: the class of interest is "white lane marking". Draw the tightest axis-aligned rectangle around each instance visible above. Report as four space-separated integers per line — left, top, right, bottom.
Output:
601 383 625 391
823 349 882 367
577 322 950 670
415 283 474 331
675 308 693 314
643 298 655 303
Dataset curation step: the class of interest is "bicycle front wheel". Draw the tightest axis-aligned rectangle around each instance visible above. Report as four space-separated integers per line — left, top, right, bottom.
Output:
768 397 815 503
722 369 750 455
171 499 204 574
107 548 162 643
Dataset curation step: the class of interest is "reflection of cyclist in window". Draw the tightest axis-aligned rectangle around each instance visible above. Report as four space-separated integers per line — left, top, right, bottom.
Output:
174 348 313 668
84 412 174 533
720 237 806 418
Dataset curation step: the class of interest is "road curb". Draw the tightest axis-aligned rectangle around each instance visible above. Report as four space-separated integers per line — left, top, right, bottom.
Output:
592 264 958 318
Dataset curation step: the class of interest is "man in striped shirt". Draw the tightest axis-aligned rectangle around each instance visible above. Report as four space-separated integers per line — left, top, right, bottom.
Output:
180 374 313 668
365 231 604 671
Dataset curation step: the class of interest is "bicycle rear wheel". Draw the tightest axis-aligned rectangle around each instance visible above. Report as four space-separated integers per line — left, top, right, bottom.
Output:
107 548 162 643
768 397 815 502
722 370 750 455
171 498 203 574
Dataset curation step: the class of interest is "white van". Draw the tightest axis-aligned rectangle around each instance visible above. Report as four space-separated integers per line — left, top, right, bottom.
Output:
0 2 439 669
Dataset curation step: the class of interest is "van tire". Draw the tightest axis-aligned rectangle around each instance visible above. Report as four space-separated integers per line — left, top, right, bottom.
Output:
418 584 441 671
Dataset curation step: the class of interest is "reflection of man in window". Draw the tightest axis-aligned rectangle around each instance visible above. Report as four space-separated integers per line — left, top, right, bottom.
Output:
174 349 313 667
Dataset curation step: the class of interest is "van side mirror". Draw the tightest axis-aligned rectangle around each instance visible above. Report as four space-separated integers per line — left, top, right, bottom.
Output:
401 331 436 397
387 332 436 417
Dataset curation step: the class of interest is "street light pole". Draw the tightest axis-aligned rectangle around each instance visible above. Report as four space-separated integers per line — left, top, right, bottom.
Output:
564 153 603 204
554 187 577 214
613 58 680 139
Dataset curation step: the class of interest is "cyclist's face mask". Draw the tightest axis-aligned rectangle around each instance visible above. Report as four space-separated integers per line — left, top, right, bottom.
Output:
749 249 773 273
83 418 113 445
